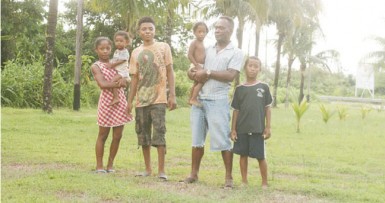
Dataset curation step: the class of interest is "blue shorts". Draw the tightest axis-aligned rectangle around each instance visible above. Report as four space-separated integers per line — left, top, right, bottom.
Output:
190 99 232 151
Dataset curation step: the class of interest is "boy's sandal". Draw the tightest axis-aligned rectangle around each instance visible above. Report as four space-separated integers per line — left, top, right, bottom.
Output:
158 173 168 181
106 169 115 173
95 169 107 173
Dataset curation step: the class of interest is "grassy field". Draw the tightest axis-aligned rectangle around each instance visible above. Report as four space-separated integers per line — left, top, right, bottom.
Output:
1 104 385 202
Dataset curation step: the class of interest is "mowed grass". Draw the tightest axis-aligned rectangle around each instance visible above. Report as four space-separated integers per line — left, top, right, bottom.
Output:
1 104 385 203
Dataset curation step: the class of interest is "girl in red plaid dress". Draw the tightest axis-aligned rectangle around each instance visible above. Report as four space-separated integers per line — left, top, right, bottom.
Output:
91 37 133 173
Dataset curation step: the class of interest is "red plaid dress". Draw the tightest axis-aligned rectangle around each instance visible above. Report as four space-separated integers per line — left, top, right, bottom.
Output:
95 61 132 127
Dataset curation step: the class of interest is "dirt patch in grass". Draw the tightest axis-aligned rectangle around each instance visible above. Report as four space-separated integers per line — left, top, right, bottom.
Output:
273 173 300 181
124 175 331 202
260 191 332 203
2 163 75 179
56 190 91 202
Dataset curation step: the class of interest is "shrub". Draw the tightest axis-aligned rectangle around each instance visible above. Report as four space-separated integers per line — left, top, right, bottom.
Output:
1 59 45 108
174 70 192 98
173 53 190 72
1 58 99 109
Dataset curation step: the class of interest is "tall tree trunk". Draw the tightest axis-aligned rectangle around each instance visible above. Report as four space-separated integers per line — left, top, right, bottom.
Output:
272 33 284 107
285 55 295 108
42 0 58 113
254 27 261 57
73 0 83 111
165 10 173 51
1 37 15 67
234 17 245 87
298 61 306 103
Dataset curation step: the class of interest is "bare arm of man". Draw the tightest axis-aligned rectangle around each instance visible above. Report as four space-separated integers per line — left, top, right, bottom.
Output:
193 68 239 83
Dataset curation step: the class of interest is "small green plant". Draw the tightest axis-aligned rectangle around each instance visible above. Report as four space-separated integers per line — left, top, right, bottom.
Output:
337 105 349 121
361 106 372 119
319 104 336 123
292 99 310 133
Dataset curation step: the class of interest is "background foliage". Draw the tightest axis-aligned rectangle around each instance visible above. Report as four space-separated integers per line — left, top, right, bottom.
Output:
1 0 384 109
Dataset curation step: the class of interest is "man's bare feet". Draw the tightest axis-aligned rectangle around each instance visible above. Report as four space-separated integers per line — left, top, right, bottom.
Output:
180 176 198 183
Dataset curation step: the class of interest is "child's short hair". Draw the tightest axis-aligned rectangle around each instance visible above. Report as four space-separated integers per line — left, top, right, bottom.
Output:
137 16 155 29
114 31 130 41
94 37 112 49
193 21 208 32
244 56 262 69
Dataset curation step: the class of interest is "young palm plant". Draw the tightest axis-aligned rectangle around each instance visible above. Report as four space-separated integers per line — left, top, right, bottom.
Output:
361 106 372 119
319 104 336 123
292 99 310 133
337 105 348 121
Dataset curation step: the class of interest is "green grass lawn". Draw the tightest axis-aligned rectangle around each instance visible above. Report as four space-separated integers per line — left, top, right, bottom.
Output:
2 104 385 202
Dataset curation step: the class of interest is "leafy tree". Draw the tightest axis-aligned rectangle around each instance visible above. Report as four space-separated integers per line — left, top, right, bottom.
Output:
1 0 46 65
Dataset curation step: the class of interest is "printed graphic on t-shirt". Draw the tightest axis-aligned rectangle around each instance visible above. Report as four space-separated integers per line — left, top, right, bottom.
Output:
256 88 265 97
137 49 161 105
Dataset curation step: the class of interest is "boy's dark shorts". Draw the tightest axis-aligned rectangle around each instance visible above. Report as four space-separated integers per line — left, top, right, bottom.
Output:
135 104 166 147
233 132 265 160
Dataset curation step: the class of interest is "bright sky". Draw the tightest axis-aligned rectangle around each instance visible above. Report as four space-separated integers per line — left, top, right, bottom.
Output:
316 0 385 75
224 0 385 76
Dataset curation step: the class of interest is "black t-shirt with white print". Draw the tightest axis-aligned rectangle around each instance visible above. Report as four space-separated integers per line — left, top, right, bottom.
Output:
231 81 273 134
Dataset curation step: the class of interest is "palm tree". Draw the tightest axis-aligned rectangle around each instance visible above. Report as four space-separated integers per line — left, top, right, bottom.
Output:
363 36 385 70
284 22 317 106
279 0 323 105
300 49 340 102
43 0 59 113
87 0 148 34
88 0 189 51
268 0 303 107
248 0 270 57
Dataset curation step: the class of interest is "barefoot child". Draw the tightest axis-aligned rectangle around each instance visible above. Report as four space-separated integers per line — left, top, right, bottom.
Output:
91 37 133 173
187 22 208 107
230 56 272 188
109 31 131 106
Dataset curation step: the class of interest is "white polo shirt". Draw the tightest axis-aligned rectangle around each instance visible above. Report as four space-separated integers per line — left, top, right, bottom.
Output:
199 42 244 100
